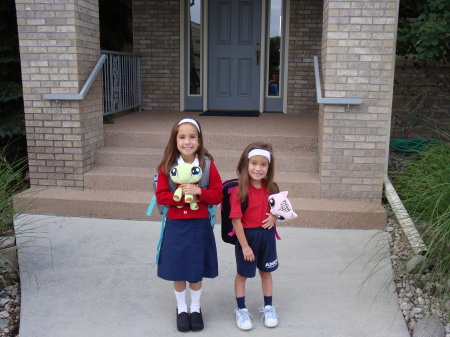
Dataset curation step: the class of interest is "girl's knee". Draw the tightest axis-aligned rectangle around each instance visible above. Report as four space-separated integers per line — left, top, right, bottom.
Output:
189 281 202 291
259 270 272 280
236 273 247 282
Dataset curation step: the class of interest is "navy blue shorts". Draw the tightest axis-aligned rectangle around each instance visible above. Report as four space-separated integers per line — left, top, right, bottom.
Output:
157 218 218 283
235 227 278 278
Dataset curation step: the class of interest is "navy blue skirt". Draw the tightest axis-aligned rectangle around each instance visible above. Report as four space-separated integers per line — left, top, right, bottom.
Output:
157 218 218 283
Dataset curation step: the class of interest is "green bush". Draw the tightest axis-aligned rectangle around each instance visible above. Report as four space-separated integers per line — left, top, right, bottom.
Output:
397 0 450 64
393 142 450 297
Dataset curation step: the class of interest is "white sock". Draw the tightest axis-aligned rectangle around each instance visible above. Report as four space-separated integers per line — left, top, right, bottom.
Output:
175 289 187 314
190 288 202 313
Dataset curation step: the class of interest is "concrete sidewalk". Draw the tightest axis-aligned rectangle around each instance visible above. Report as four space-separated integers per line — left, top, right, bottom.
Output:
15 215 409 337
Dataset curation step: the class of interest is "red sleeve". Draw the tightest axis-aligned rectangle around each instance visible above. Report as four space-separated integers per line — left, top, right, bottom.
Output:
155 167 185 207
229 186 242 219
197 160 223 205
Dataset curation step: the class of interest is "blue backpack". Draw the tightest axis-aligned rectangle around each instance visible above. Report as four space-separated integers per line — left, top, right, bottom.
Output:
146 158 216 262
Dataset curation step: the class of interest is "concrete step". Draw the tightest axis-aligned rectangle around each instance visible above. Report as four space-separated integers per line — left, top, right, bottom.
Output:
17 112 386 230
16 188 386 229
94 147 319 172
104 130 318 152
84 167 320 198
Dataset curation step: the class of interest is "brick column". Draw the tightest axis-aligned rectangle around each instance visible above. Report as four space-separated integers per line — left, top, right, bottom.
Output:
318 0 399 201
15 0 103 189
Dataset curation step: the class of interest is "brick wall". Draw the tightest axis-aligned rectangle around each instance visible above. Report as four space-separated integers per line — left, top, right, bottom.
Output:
286 0 322 115
15 0 103 189
318 0 399 201
392 58 450 141
133 1 181 111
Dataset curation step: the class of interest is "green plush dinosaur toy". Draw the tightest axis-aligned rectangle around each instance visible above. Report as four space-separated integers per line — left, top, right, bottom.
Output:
170 163 203 210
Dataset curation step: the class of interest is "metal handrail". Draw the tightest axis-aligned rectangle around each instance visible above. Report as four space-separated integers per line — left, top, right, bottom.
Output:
43 54 107 102
43 51 142 115
313 56 362 110
101 50 142 116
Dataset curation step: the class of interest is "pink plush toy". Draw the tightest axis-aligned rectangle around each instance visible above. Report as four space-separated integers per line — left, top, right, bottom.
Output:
268 191 298 221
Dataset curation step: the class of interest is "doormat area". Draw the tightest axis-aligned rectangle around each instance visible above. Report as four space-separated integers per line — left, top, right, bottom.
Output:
199 111 260 117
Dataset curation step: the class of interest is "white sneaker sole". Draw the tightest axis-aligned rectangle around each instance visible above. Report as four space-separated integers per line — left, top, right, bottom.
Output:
237 324 252 331
264 320 278 328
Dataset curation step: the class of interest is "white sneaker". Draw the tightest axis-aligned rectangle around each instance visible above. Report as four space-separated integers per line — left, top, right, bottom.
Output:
234 308 253 330
259 305 278 327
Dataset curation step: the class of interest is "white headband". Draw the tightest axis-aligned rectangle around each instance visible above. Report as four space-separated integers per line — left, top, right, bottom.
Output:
248 149 271 163
178 118 200 132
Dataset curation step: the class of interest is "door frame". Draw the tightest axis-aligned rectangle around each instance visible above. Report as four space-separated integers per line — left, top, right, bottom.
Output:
181 0 288 113
206 0 265 111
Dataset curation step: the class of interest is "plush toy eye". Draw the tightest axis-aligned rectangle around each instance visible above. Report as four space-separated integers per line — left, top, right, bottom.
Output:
191 167 201 176
269 197 275 208
276 215 285 221
170 167 178 177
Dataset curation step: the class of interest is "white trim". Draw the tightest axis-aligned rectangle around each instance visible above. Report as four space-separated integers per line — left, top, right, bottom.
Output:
187 3 203 98
180 1 185 111
203 0 209 111
282 0 290 114
200 2 204 97
188 0 282 112
384 176 427 255
259 0 267 113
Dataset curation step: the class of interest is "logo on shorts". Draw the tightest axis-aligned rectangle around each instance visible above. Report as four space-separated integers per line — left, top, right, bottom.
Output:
265 258 278 269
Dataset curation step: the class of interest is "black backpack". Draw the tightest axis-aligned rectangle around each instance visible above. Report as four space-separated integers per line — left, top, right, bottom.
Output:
220 179 248 245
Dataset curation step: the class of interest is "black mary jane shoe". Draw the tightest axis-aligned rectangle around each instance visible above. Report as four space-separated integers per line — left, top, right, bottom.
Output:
190 309 204 331
176 309 190 332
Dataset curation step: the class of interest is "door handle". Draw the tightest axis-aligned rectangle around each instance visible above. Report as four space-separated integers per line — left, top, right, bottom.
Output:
256 49 260 66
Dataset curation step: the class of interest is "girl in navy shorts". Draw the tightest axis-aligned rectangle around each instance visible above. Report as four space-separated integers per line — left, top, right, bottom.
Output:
155 118 223 332
229 142 280 330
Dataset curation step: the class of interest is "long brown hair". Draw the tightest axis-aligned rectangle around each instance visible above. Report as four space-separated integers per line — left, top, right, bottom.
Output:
236 142 277 202
157 118 213 175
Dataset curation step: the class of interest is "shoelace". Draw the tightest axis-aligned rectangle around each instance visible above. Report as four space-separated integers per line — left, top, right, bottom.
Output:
234 308 253 323
259 306 278 323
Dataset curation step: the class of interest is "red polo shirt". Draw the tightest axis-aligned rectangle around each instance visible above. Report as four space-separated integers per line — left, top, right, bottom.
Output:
229 182 270 229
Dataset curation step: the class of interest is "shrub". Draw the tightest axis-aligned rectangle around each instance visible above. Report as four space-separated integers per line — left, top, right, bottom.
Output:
0 147 27 236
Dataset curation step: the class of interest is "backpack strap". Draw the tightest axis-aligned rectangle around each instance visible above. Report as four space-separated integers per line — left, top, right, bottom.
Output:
146 193 157 216
226 188 248 238
168 163 177 192
208 204 216 229
198 157 210 189
201 157 215 228
155 205 169 264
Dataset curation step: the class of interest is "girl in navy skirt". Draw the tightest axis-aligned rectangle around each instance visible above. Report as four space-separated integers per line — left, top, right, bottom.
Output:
155 118 223 332
229 142 280 330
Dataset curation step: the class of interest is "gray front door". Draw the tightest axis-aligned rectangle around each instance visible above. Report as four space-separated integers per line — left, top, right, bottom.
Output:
208 0 262 111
